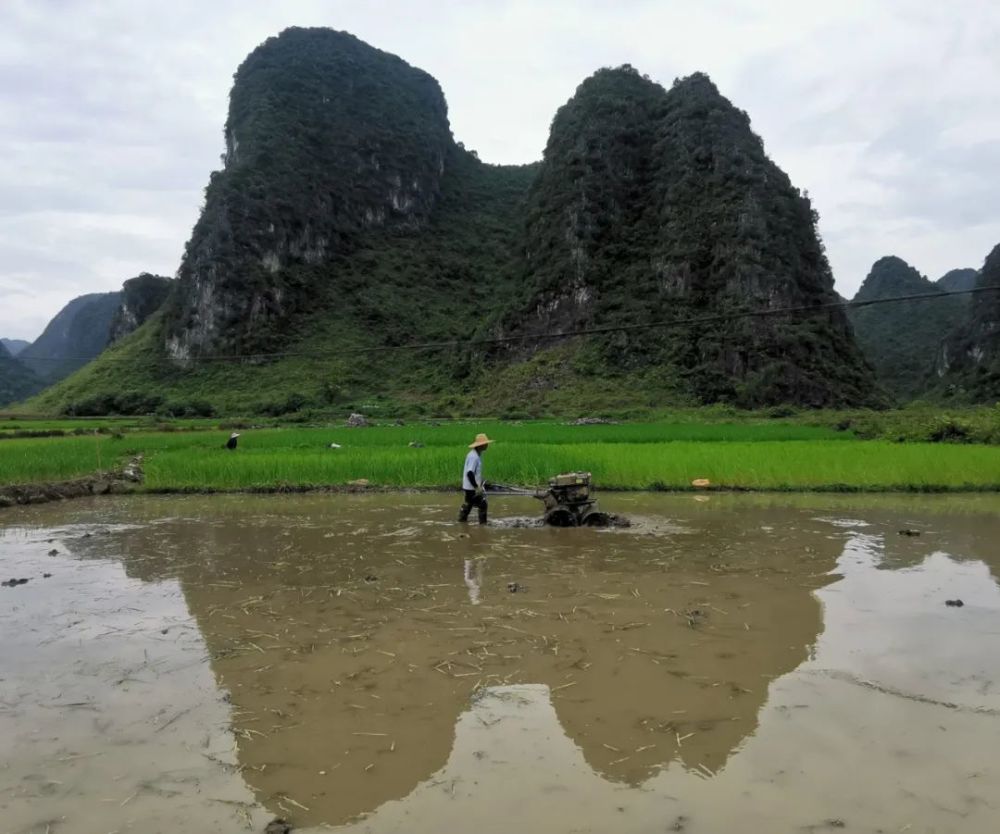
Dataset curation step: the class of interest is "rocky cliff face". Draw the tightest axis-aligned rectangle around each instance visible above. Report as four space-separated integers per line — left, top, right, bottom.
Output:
110 273 172 343
504 68 879 407
937 244 1000 398
163 27 453 361
513 67 662 333
32 33 887 415
19 292 121 382
848 256 965 398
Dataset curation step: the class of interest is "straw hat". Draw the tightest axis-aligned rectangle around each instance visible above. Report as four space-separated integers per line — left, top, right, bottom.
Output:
469 433 493 449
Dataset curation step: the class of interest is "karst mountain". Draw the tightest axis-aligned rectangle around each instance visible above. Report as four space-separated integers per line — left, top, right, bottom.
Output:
28 28 890 415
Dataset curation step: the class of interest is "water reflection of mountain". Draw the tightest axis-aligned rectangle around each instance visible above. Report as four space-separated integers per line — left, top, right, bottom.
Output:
64 494 842 826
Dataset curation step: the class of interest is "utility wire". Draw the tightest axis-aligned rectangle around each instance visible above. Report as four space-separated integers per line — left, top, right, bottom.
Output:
14 284 998 364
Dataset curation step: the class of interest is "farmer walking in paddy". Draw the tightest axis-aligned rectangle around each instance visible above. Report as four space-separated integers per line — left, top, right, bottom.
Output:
458 433 492 524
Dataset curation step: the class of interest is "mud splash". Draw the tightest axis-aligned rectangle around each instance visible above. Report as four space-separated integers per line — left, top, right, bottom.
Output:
2 493 1000 833
489 512 630 529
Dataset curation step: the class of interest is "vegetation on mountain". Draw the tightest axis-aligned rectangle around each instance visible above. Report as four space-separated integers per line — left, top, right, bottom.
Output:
27 29 882 416
161 27 453 360
1 338 29 356
3 275 169 406
493 67 880 409
938 243 1000 400
937 268 978 294
848 256 967 399
110 273 172 343
18 292 121 382
29 148 536 417
0 342 42 406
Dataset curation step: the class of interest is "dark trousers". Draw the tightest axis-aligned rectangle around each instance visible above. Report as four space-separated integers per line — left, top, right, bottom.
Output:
459 490 488 524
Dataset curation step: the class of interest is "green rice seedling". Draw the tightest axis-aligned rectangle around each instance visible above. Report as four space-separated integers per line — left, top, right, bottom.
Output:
0 435 119 484
4 420 1000 493
141 440 1000 492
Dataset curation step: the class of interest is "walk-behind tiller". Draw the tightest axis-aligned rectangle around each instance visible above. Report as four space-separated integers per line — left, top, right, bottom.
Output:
488 472 613 527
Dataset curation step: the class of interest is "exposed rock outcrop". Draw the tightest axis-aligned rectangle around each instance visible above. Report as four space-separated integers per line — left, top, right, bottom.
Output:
162 27 453 361
110 273 172 343
502 68 879 407
30 33 887 414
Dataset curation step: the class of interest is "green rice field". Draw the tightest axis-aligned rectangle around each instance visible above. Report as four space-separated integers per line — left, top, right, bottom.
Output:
1 419 999 492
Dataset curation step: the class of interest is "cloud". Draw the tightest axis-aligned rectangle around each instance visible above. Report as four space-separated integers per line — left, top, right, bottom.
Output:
0 0 998 339
728 0 1000 287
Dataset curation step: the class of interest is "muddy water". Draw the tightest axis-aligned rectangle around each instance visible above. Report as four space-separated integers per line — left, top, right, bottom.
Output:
2 494 999 833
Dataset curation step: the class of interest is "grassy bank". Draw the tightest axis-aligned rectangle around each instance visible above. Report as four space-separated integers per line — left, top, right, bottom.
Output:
1 419 999 493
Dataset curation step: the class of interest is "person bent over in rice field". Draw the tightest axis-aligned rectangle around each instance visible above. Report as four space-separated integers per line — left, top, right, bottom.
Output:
459 433 492 524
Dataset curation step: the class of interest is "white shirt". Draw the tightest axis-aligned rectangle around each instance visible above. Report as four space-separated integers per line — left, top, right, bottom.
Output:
462 449 482 491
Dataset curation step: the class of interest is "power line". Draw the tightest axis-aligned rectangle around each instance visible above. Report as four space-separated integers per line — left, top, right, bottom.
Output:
14 284 998 364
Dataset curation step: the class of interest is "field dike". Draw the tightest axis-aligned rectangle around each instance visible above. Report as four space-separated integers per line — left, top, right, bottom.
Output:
3 473 999 518
0 456 144 509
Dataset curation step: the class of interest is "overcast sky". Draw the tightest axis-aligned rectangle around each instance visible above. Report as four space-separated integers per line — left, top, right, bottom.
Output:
1 0 998 340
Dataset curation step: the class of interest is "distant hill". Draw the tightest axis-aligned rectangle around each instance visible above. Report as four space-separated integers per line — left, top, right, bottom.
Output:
1 338 29 356
937 268 978 294
848 256 966 399
29 28 881 417
18 292 122 382
0 341 42 406
937 243 1000 399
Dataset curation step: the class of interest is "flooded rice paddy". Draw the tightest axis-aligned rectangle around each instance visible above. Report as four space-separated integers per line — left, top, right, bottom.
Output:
2 492 999 833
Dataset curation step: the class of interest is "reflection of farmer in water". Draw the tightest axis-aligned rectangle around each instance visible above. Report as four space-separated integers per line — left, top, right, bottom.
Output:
458 433 492 524
463 558 484 605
